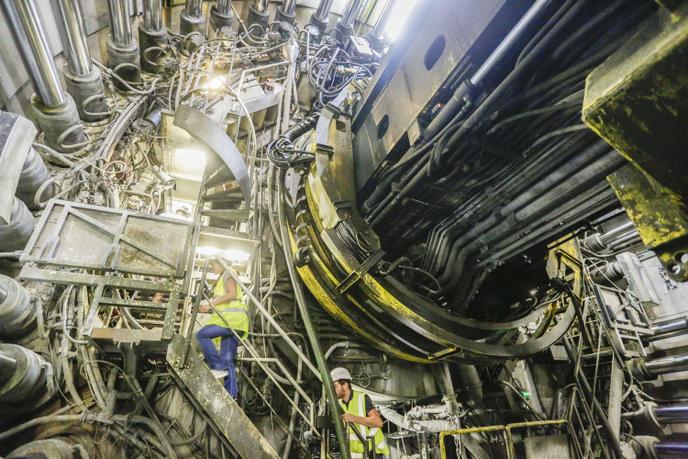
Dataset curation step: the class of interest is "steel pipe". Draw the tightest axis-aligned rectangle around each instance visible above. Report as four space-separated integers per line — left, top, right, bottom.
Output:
180 0 206 35
211 0 235 32
654 441 688 457
140 0 167 73
217 0 232 15
645 353 688 377
253 0 269 13
2 0 66 107
55 0 92 77
470 0 551 86
185 0 203 17
143 0 163 32
648 317 688 342
107 0 134 46
338 0 366 31
368 0 394 41
312 0 334 23
653 404 688 424
630 352 688 380
54 0 108 122
106 0 140 85
280 0 296 15
275 0 296 23
584 220 637 252
246 0 270 37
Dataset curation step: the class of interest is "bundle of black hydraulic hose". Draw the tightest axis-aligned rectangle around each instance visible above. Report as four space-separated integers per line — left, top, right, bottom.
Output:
266 114 319 169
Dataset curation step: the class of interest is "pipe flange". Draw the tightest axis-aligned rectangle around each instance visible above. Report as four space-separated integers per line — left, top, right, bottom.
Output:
63 65 109 122
31 93 85 152
0 275 37 339
365 33 384 50
628 357 655 381
583 233 606 252
210 5 236 31
274 8 296 25
246 4 270 41
333 22 355 42
630 436 660 459
0 199 34 253
180 11 206 36
309 14 329 34
106 38 141 90
644 402 663 430
138 26 168 74
0 343 48 403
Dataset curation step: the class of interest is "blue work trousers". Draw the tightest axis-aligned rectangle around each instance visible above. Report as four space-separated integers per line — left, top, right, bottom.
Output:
196 325 240 398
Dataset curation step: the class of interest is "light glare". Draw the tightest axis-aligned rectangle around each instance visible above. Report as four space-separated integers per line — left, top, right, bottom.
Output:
384 0 421 42
205 75 226 90
197 246 251 264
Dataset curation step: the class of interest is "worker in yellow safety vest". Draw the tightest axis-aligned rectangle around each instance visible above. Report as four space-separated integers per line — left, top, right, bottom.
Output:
197 257 249 399
331 367 390 459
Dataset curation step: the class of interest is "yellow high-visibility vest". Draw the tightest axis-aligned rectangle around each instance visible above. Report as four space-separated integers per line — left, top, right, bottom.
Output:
339 391 389 458
207 274 249 338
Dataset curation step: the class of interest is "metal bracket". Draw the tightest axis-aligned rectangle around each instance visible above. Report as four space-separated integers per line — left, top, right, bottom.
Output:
427 346 461 361
336 250 385 294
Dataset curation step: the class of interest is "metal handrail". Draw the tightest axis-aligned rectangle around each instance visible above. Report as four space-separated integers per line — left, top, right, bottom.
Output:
347 421 370 459
187 269 319 435
219 260 322 381
180 259 210 367
438 419 573 459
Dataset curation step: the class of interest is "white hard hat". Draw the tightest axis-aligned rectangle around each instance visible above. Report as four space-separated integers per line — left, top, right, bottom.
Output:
330 367 352 381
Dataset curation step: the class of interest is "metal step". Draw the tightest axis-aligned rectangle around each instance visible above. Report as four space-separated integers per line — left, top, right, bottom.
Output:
200 208 251 221
203 192 244 203
166 334 280 459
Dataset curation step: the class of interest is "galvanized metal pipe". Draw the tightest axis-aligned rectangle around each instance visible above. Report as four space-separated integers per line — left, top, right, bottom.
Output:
107 0 133 46
654 441 688 456
470 0 551 86
185 0 203 17
313 0 335 22
653 404 688 424
143 0 163 32
216 0 232 15
645 353 688 377
647 317 688 343
280 0 296 15
369 0 394 40
630 351 688 381
253 0 269 13
2 0 66 107
339 0 366 30
584 220 636 251
600 220 635 244
55 0 92 77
